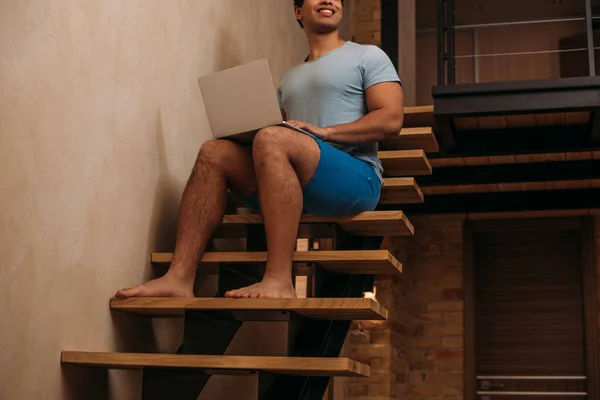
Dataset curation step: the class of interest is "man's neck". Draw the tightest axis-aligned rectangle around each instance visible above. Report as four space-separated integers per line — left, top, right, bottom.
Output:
306 31 346 62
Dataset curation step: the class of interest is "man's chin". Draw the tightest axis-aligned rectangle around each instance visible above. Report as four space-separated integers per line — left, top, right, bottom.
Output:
311 22 340 34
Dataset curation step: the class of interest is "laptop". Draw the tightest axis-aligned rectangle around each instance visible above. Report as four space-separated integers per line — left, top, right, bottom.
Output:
197 59 310 143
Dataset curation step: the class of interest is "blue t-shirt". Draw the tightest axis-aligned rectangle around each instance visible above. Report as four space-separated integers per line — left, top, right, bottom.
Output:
277 41 402 184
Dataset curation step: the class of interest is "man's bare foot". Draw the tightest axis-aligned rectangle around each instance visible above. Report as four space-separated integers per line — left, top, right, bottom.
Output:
115 272 195 298
224 276 297 299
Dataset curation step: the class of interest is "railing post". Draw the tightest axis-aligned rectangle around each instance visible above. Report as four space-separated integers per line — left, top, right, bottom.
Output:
585 0 596 76
437 0 456 85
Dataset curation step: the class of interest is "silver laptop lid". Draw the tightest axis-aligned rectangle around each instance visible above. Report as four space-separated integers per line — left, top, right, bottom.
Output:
198 59 283 139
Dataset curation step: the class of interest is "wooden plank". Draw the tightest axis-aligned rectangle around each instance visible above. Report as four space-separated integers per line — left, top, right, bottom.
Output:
383 127 439 153
462 156 490 166
454 117 479 131
152 250 403 275
110 298 388 320
506 114 537 128
514 153 554 163
535 113 566 126
380 178 424 204
229 177 425 211
421 179 600 195
477 115 508 130
490 155 516 164
521 181 545 191
566 111 591 125
220 211 414 237
497 182 521 192
566 151 593 161
403 105 434 127
61 352 369 377
379 149 432 177
429 151 594 168
467 209 592 221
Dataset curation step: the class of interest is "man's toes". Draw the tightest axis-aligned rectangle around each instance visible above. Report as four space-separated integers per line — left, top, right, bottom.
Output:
116 286 140 298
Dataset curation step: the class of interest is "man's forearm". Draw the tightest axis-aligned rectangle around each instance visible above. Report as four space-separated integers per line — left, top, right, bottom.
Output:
324 108 403 144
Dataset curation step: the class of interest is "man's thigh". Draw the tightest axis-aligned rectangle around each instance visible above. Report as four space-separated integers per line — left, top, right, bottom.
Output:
301 138 382 217
254 126 321 188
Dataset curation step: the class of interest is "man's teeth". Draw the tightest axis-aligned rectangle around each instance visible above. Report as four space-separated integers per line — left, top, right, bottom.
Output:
319 9 333 15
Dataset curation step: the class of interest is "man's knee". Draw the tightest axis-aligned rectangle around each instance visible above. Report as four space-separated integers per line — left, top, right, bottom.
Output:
253 127 288 157
196 139 232 169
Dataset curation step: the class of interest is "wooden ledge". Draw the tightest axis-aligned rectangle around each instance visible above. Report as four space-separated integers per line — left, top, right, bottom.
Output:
380 178 424 204
110 298 388 320
382 127 439 153
61 352 370 377
218 210 414 237
152 250 402 275
404 105 434 128
430 150 600 168
422 179 600 195
379 149 432 177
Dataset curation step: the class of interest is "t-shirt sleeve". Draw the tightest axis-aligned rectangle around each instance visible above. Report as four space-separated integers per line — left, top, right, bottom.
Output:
361 46 402 90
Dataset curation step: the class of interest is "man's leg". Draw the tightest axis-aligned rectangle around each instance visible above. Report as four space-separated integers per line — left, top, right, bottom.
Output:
116 139 257 298
225 127 320 299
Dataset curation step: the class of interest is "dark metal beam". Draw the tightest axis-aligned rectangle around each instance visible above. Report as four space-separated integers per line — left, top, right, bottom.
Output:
434 76 600 117
381 0 399 71
417 159 600 186
395 188 600 215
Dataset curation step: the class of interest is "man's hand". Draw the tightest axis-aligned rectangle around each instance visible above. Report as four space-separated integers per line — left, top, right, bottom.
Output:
286 120 330 141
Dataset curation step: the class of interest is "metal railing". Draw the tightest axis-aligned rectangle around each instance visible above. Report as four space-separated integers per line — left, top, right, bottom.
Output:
435 0 597 85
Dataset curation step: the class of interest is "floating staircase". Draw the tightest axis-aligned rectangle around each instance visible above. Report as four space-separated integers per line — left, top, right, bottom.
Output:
61 106 437 399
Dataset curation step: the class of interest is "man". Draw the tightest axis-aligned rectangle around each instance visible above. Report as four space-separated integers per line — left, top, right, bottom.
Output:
116 0 404 300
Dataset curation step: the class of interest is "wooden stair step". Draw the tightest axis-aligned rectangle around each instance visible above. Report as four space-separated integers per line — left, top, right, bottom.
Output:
403 105 435 128
379 149 432 177
380 178 424 204
227 178 423 208
110 298 388 320
382 127 439 153
429 150 600 168
152 250 402 274
61 352 369 377
219 210 414 237
421 179 600 195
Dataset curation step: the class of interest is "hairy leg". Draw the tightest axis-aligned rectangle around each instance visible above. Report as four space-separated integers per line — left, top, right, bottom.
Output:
225 127 320 299
116 139 257 298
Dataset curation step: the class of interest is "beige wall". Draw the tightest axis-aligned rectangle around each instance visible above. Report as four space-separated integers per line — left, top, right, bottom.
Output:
0 0 307 399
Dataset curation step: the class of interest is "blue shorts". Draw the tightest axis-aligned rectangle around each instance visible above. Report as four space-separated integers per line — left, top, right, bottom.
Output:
243 135 382 217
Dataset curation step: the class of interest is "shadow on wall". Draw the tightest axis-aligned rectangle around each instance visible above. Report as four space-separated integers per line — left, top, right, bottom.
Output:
62 111 186 399
61 363 108 400
147 110 182 254
216 27 243 71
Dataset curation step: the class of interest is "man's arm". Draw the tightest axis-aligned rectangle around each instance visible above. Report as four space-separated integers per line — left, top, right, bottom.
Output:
287 81 404 144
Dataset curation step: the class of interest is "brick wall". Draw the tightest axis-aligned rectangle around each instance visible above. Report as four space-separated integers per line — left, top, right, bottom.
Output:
350 0 382 47
340 215 600 399
339 236 407 399
340 215 464 399
401 215 464 399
